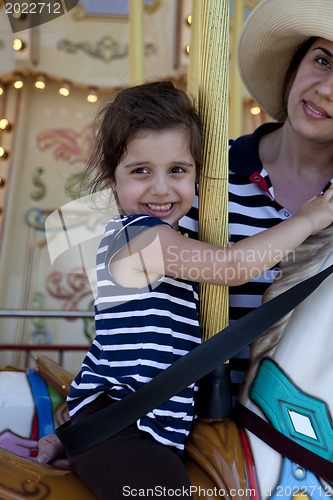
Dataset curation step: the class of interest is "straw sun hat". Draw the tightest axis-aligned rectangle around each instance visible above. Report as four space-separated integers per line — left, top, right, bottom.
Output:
237 0 333 121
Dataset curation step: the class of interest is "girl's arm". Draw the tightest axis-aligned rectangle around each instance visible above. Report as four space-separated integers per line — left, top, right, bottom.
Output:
110 185 333 287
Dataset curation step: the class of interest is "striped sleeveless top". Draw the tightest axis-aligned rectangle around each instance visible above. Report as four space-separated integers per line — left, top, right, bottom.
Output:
67 214 201 453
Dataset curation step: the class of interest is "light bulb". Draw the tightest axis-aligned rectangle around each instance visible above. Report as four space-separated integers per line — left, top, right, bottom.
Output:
0 119 11 131
250 106 261 115
87 88 98 103
13 38 26 51
59 82 70 97
0 147 9 159
13 76 24 89
35 75 46 90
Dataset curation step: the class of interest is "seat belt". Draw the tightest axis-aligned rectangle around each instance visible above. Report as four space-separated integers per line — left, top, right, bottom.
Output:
56 264 333 457
234 403 333 482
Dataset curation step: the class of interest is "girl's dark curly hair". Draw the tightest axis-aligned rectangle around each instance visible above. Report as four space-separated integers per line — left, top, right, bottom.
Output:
80 80 202 195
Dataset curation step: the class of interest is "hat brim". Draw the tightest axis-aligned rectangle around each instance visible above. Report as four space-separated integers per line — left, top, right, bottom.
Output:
237 0 333 121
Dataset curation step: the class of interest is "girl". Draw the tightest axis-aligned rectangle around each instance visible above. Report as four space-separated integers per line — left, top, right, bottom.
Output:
41 81 333 499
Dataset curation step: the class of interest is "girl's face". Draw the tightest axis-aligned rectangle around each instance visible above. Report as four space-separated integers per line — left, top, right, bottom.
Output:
111 128 196 230
287 38 333 142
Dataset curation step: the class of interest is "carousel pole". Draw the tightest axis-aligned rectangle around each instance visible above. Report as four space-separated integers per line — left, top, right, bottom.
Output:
190 0 231 419
185 3 246 493
129 0 145 85
198 0 229 342
229 0 244 138
187 0 200 103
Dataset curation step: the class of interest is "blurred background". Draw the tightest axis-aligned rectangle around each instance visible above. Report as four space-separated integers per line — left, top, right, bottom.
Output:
0 0 267 373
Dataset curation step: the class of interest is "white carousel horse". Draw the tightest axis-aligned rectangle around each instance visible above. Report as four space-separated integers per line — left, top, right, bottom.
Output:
238 224 333 499
185 224 333 499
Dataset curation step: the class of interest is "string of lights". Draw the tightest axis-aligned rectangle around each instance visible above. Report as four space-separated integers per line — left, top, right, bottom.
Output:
0 72 101 103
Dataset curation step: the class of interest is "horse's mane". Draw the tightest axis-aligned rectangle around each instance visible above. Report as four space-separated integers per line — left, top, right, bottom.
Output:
240 224 333 400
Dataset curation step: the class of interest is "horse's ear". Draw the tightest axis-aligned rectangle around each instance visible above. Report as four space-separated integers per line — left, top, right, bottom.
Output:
36 355 74 398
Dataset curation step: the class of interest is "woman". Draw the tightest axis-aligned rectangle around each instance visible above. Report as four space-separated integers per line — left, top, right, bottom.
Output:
183 0 333 397
38 0 333 464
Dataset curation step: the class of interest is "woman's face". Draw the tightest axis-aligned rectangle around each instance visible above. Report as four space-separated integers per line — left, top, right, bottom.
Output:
287 38 333 142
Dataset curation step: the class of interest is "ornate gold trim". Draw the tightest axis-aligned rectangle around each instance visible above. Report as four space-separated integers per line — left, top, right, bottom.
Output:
57 36 156 63
72 0 161 21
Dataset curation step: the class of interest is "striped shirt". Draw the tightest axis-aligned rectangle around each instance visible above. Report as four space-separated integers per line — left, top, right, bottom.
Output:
67 214 201 453
180 122 332 398
227 123 288 394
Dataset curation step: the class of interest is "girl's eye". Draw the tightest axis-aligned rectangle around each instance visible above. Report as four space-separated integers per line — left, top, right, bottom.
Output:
171 166 185 174
133 167 149 174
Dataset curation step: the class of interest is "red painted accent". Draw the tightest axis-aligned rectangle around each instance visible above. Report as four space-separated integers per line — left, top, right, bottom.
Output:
31 412 39 440
239 427 260 499
0 345 88 351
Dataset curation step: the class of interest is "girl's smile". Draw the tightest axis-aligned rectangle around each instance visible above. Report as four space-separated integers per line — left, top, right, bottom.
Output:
111 128 196 230
145 202 176 218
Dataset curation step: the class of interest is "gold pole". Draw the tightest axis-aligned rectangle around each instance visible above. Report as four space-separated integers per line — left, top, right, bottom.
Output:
198 0 229 342
129 0 145 85
229 0 244 138
187 0 200 103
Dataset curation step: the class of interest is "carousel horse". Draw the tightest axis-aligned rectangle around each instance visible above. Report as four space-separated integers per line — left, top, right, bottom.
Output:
0 356 96 499
184 224 333 499
0 226 332 499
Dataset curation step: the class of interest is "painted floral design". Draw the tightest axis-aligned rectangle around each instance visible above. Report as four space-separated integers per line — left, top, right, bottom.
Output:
36 123 94 165
46 269 93 312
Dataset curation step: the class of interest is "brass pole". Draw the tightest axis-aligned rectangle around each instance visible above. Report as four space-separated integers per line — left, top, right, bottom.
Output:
129 0 145 85
187 0 200 103
230 0 244 138
198 0 229 341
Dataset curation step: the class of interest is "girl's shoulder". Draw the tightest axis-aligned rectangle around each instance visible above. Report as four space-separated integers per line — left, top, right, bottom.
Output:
107 214 170 232
101 214 171 256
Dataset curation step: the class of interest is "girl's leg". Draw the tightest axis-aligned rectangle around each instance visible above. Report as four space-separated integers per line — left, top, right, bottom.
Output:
68 395 193 500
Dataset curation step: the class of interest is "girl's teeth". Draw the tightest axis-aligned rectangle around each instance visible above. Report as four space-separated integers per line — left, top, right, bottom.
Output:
147 203 172 211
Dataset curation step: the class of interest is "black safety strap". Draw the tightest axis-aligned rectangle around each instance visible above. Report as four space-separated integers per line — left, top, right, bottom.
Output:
56 264 333 457
234 403 333 482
